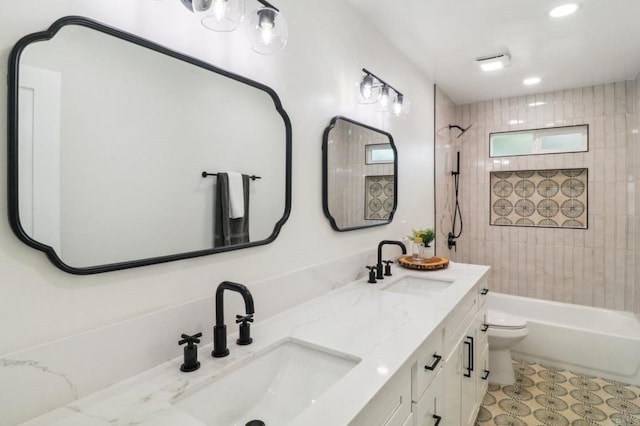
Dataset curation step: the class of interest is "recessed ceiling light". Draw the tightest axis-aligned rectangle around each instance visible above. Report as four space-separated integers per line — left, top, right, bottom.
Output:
549 3 579 18
523 77 542 85
528 101 546 107
476 53 511 72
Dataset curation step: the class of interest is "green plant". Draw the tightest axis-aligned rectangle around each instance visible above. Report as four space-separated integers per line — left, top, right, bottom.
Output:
408 228 435 247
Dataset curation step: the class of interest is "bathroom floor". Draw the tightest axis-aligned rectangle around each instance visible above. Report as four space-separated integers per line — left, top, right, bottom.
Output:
475 359 640 425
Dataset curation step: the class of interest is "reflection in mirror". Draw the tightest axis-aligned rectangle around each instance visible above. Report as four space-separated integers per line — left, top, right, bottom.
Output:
322 116 397 231
8 17 292 274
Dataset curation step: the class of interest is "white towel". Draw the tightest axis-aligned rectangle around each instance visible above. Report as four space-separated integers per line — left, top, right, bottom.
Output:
227 172 245 219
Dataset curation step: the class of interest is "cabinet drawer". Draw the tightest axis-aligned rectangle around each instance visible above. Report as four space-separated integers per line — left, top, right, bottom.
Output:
477 278 489 308
476 343 490 397
443 291 478 356
412 372 443 426
475 309 489 351
350 367 412 426
411 326 444 401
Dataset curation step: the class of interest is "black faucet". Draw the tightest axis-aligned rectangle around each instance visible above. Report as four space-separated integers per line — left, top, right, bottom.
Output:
376 240 407 279
212 281 255 358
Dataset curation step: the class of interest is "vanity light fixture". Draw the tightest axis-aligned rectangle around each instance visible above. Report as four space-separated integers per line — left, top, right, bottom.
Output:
180 0 288 54
358 68 409 117
549 3 579 18
476 53 511 72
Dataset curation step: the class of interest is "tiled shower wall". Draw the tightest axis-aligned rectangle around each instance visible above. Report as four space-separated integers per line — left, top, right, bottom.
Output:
435 82 637 312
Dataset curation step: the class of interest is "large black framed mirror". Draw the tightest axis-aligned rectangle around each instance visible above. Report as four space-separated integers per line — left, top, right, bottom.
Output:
7 16 292 274
322 116 397 231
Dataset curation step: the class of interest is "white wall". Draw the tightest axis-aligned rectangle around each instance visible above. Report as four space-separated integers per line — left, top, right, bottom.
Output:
0 0 434 356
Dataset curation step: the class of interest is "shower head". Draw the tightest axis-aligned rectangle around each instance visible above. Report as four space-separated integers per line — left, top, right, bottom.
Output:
449 124 473 139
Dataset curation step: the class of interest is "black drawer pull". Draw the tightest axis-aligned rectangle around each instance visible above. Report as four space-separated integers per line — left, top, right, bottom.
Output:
433 414 442 426
481 323 489 332
463 340 472 377
463 335 474 377
424 353 442 371
480 288 489 295
482 369 490 380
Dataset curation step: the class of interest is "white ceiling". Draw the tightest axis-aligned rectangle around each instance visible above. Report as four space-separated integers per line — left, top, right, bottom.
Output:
348 0 640 104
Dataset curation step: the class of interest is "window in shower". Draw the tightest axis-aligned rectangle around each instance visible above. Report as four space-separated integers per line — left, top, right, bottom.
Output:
489 124 588 157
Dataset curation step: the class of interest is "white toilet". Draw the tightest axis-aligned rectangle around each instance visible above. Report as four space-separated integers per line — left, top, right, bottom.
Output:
486 309 529 385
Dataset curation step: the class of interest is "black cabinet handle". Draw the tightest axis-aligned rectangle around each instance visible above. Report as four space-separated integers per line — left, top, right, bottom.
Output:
481 288 489 295
463 340 472 377
482 369 490 380
433 414 442 426
481 323 489 332
469 336 474 372
463 336 474 377
424 353 442 371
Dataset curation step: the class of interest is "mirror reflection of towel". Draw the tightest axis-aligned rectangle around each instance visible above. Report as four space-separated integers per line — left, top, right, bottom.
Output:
214 173 250 247
227 172 245 219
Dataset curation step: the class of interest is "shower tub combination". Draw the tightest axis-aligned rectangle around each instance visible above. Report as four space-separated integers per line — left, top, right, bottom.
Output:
488 292 640 386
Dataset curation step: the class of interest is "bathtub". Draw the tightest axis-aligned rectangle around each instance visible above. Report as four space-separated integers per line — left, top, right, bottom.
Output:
488 292 640 386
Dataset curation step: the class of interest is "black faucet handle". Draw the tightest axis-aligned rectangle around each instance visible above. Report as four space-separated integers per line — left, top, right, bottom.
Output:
235 314 254 324
179 332 202 347
236 314 254 346
366 266 377 283
179 332 202 372
383 260 394 276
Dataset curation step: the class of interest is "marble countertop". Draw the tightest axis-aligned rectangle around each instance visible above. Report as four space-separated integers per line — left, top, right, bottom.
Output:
24 262 489 426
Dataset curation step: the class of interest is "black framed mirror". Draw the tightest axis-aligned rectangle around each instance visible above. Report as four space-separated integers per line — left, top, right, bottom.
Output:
7 16 292 274
322 116 397 231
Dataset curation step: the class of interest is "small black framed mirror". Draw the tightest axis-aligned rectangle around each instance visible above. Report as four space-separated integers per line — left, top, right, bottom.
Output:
322 116 397 231
7 16 292 274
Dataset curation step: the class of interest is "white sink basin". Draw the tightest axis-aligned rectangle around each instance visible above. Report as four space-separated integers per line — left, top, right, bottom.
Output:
382 276 454 298
173 339 360 425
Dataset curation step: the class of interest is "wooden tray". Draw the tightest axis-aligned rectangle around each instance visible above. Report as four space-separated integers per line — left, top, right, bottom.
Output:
398 255 449 271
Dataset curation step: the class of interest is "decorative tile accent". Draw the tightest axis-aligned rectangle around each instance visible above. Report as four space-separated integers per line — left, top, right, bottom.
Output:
490 168 588 229
364 175 394 220
476 359 640 425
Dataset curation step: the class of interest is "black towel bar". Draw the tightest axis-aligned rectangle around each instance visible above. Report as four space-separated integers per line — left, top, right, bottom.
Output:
202 171 261 181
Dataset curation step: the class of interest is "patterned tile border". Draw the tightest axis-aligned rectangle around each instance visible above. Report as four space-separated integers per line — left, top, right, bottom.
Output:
490 168 588 229
364 175 394 220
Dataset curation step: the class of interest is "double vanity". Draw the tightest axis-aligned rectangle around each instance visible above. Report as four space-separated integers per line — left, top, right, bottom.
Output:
24 262 489 426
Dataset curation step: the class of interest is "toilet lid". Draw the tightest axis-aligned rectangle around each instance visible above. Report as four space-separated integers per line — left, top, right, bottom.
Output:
487 309 527 329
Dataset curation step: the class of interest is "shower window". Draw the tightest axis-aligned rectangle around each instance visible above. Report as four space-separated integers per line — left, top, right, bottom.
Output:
489 125 588 157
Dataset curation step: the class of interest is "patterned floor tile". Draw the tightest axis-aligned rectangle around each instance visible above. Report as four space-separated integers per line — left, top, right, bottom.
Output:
475 359 640 426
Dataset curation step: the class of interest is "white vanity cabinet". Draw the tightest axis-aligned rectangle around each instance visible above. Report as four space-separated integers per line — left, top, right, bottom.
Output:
351 276 489 426
413 279 489 426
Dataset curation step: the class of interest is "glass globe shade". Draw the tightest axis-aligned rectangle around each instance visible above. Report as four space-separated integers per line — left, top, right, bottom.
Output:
247 7 288 55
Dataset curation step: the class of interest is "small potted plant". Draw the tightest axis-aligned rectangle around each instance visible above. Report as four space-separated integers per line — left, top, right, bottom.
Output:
408 228 436 260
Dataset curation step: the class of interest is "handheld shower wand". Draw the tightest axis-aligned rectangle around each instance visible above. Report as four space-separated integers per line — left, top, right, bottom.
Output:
447 123 470 251
448 151 463 250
